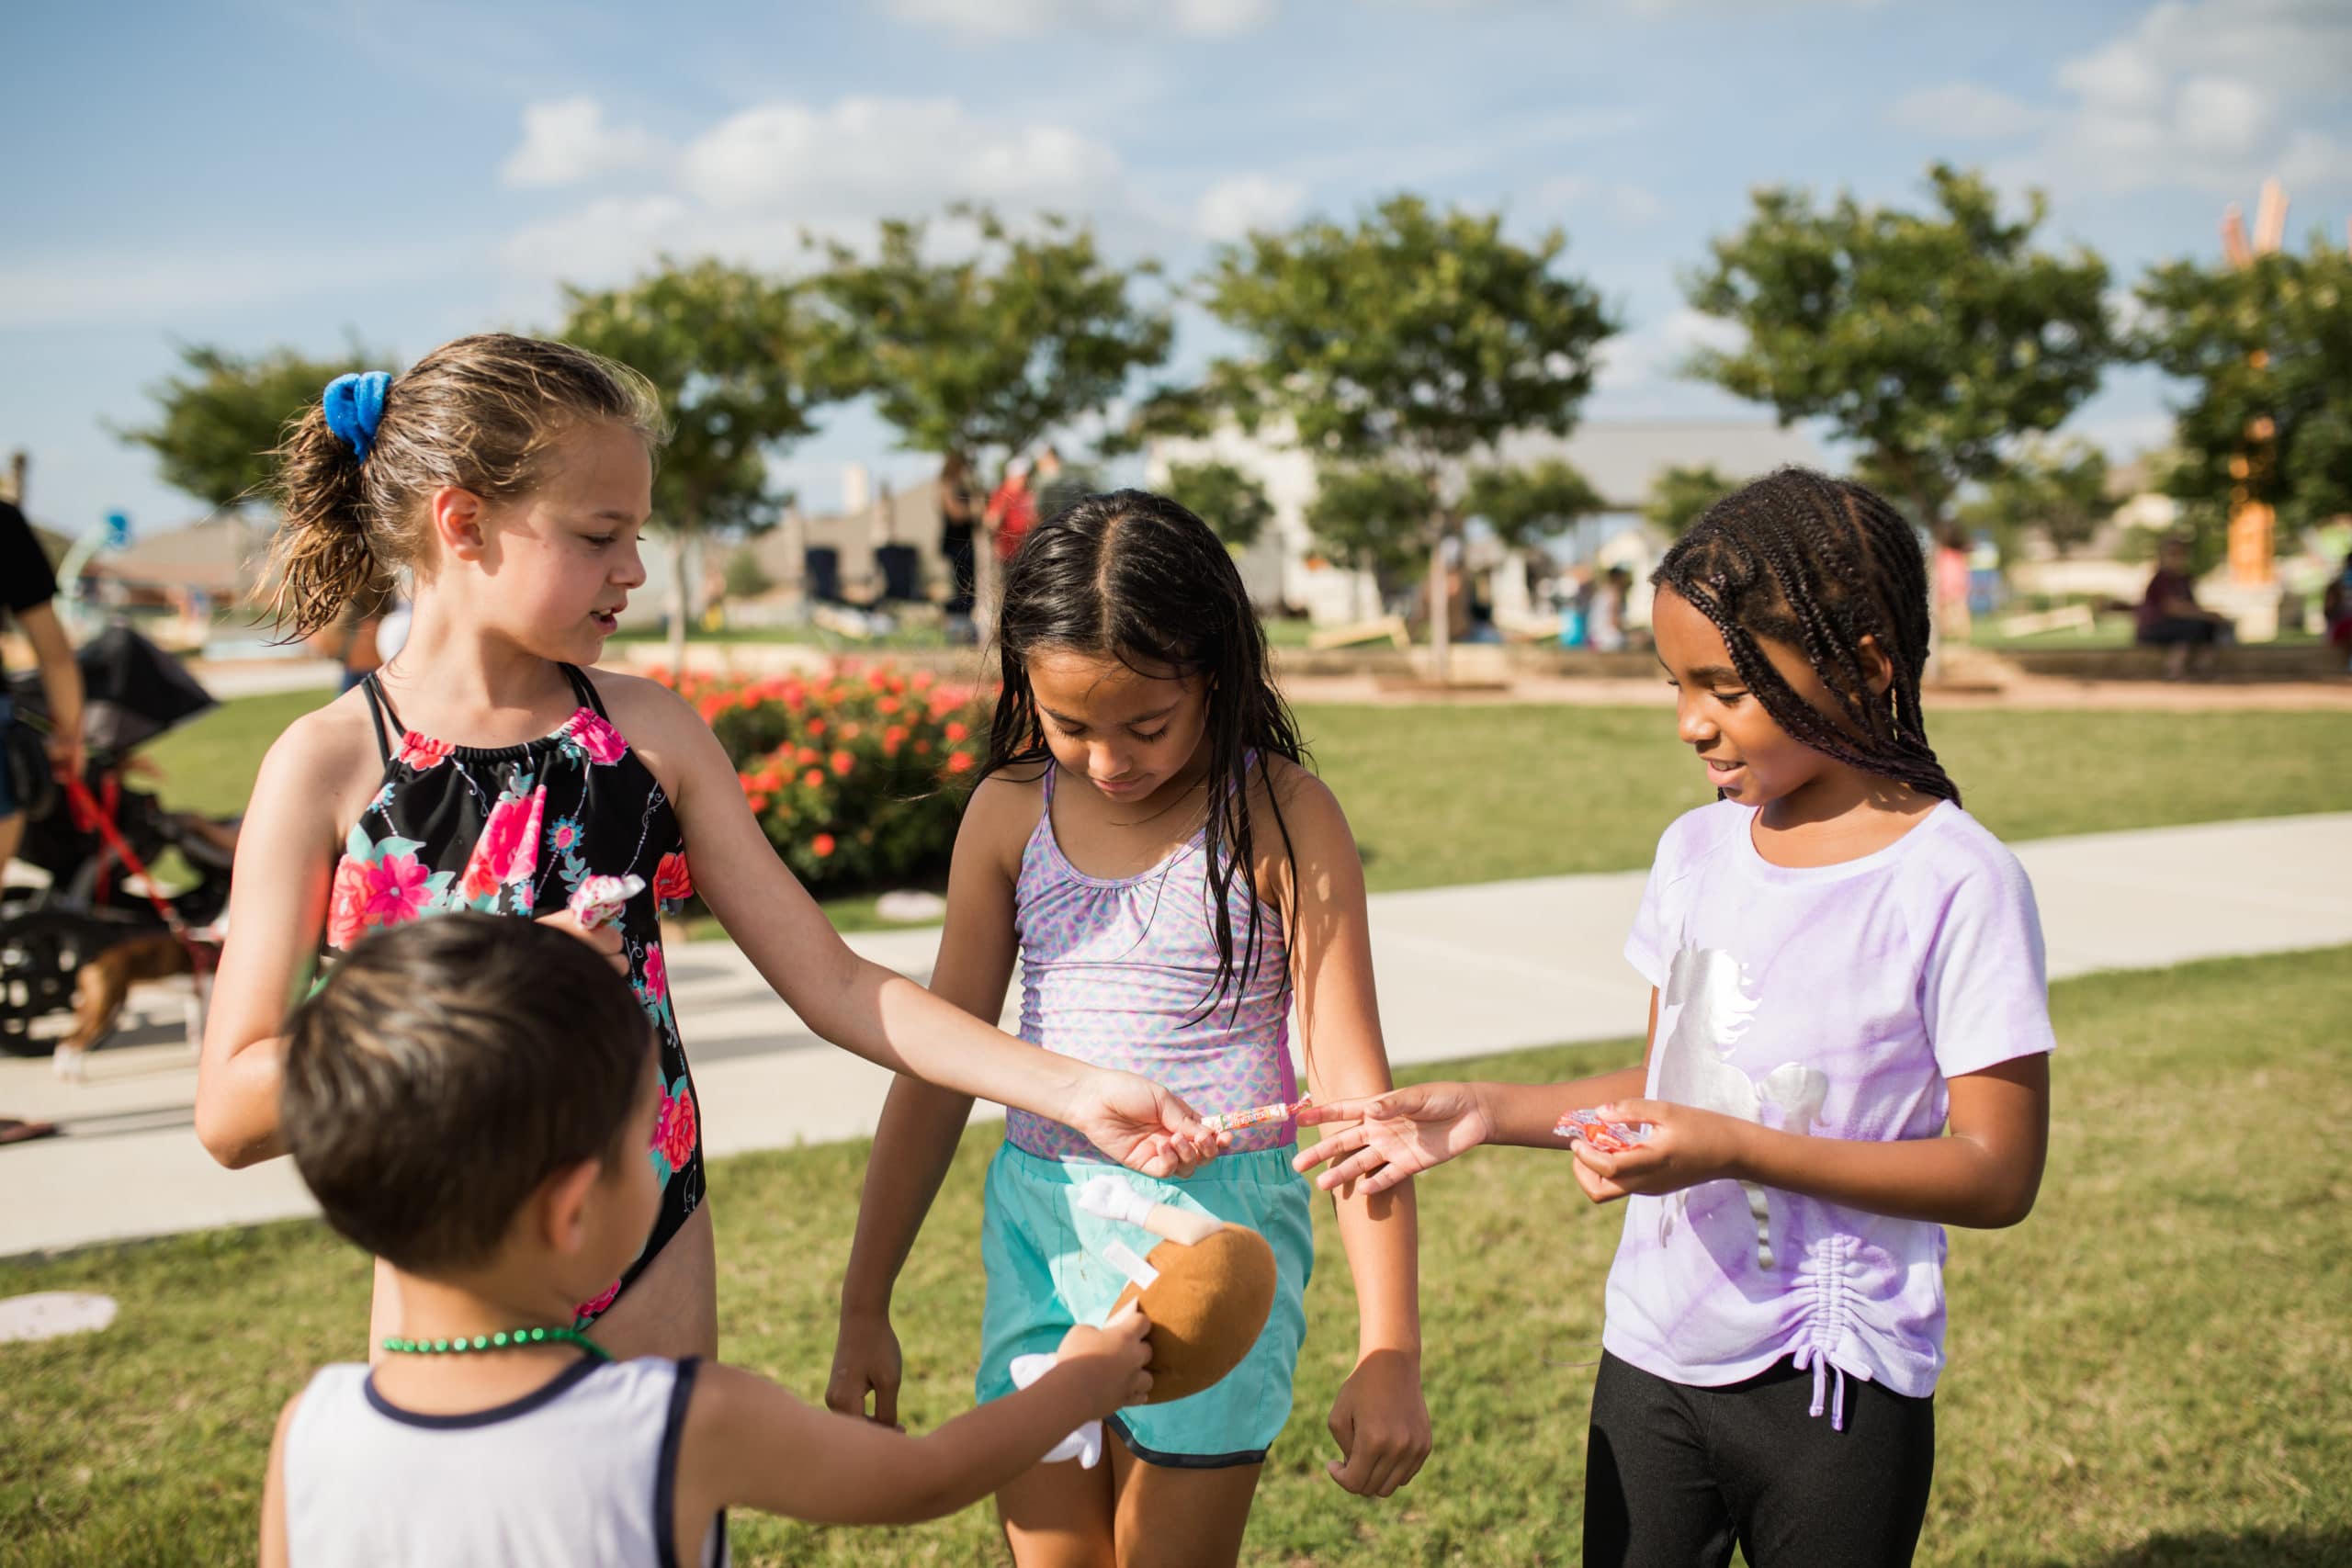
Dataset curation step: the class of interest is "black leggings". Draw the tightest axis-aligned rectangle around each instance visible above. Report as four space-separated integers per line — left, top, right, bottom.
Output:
1586 1351 1935 1568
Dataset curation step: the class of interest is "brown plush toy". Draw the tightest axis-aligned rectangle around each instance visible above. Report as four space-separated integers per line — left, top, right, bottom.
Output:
1080 1175 1276 1404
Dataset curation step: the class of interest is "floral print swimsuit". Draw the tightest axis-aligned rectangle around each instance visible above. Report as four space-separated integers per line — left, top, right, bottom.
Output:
332 665 703 1322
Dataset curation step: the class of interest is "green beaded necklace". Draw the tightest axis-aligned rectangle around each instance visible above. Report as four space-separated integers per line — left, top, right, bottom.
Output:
380 1325 610 1360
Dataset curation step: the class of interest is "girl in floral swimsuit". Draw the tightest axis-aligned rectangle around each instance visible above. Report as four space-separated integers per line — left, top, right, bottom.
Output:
336 663 702 1321
196 333 1216 1363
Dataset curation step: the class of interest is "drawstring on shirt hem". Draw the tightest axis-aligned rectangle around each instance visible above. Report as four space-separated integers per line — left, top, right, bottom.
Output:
1790 1344 1853 1432
1790 1229 1856 1431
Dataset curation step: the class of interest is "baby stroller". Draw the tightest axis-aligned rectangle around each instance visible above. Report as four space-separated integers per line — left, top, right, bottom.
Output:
1 625 238 1059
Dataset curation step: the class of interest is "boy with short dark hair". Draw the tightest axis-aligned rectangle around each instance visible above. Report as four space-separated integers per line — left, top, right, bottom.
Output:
261 913 1151 1567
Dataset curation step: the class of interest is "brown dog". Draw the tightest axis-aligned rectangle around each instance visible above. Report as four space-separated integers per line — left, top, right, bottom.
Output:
54 931 212 1078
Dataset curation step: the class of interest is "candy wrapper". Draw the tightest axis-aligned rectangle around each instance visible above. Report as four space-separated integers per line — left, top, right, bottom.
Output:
568 874 647 932
1554 1108 1654 1154
1200 1096 1311 1135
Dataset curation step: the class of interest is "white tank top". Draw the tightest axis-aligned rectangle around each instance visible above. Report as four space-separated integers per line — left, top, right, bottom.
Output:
284 1356 727 1567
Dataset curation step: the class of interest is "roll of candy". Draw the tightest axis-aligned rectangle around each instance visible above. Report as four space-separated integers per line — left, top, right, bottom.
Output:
1553 1108 1654 1154
568 874 647 932
1199 1096 1311 1135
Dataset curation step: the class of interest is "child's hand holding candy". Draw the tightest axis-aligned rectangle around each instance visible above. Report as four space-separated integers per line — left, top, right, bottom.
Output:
532 874 646 976
1565 1100 1756 1204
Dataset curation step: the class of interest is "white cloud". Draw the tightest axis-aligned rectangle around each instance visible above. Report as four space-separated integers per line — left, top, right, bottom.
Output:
495 196 697 290
1531 175 1666 228
1596 307 1747 393
888 0 1273 38
681 98 1124 216
495 96 1137 294
1193 175 1306 241
1888 83 2051 140
2001 0 2352 196
500 98 665 188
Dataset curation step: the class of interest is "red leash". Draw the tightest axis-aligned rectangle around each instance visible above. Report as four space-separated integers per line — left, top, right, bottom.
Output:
62 772 218 974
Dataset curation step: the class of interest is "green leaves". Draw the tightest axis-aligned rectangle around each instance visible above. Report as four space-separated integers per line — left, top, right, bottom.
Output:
1199 194 1615 468
1961 437 2110 562
560 259 839 540
118 341 386 513
1644 463 1737 540
1683 164 2112 526
1196 193 1616 592
1463 458 1603 550
811 208 1171 464
2131 241 2352 538
1155 459 1272 551
1304 463 1433 580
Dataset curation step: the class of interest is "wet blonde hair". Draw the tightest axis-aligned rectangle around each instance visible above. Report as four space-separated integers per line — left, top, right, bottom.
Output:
266 332 666 641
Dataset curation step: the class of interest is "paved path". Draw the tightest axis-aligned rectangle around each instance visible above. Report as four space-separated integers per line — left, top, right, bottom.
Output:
6 812 2348 1260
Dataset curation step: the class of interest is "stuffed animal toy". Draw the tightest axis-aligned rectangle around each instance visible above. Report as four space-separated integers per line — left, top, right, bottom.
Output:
1010 1172 1279 1466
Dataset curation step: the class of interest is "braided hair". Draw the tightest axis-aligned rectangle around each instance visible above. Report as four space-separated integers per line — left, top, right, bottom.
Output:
983 489 1305 1021
1653 468 1959 804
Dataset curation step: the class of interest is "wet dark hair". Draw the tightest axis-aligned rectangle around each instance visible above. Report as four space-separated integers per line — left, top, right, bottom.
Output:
282 914 650 1274
1653 468 1958 804
985 489 1306 1015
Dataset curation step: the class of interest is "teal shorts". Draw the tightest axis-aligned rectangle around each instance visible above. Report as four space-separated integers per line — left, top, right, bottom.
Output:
976 1141 1313 1469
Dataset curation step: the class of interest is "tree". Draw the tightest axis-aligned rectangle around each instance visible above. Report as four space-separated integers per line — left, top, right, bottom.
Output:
120 342 383 513
1464 459 1606 548
1195 193 1615 679
1304 463 1430 583
1644 463 1737 539
813 208 1172 621
2131 238 2352 557
561 259 843 671
1161 459 1274 551
721 545 775 601
815 208 1171 461
1961 437 2110 562
1682 164 2112 532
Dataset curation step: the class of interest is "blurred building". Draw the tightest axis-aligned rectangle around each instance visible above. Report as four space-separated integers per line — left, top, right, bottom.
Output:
1147 420 1826 625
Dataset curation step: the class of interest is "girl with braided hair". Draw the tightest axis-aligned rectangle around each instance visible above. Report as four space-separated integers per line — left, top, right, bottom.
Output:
1296 468 2055 1565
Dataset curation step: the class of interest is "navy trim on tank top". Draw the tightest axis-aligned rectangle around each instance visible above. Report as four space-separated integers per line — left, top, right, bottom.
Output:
656 1357 703 1568
361 1354 605 1430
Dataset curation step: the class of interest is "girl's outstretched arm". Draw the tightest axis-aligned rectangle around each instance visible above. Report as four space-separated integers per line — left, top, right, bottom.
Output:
1293 991 1658 1196
1273 765 1430 1498
828 775 1028 1427
626 679 1214 1176
1573 1053 2051 1229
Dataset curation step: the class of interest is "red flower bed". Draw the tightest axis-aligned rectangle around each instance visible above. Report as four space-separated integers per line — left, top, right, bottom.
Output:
651 664 995 893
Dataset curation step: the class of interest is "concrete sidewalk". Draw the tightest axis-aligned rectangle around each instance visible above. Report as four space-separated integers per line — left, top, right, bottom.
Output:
6 811 2348 1261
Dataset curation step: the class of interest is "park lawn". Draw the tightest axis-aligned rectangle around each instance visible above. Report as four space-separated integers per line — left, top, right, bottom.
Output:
3 946 2348 1566
145 691 2352 908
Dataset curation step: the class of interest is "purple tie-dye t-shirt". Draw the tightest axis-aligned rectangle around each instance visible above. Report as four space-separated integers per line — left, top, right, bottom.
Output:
1604 799 2055 1407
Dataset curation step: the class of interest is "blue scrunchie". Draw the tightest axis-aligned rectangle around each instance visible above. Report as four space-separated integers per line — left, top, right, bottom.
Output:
322 371 393 465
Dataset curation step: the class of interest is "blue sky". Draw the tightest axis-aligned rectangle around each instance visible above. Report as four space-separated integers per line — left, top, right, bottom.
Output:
8 0 2350 537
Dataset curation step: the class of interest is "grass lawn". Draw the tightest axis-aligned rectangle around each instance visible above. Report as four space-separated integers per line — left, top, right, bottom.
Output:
146 691 2352 919
1310 701 2352 889
4 946 2348 1565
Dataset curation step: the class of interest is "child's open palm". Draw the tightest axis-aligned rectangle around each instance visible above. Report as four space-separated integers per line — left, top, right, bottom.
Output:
1291 1082 1492 1195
